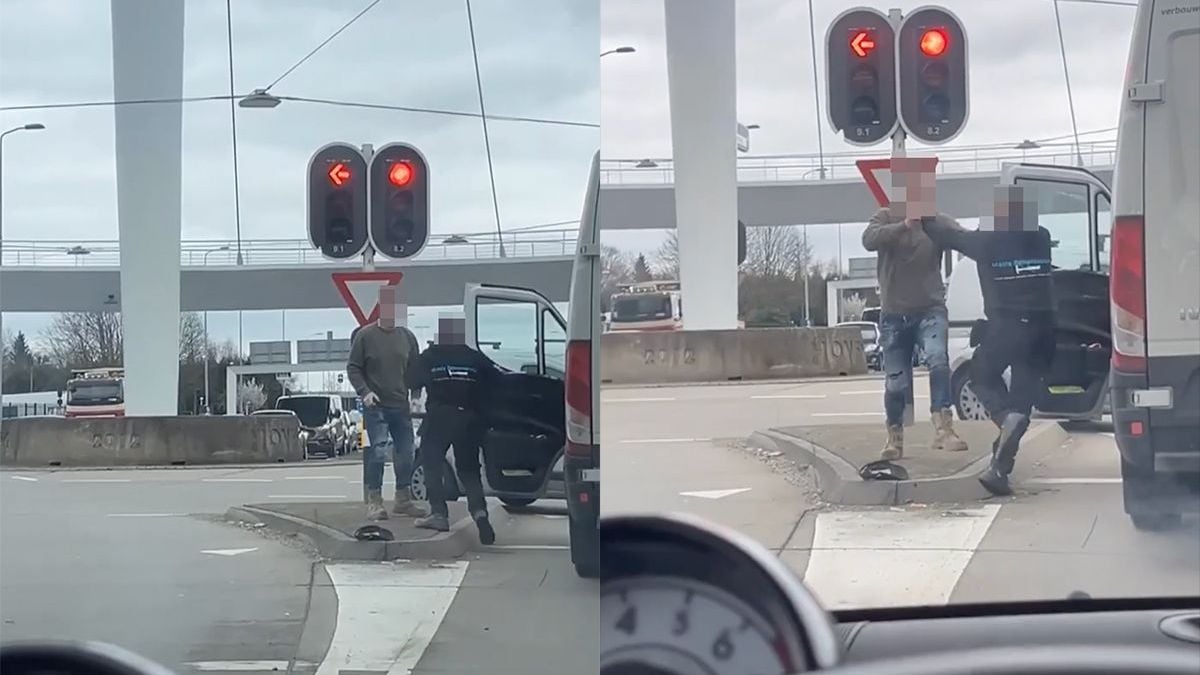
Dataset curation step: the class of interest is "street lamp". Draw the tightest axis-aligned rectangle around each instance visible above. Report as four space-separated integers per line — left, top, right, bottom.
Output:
201 245 231 413
238 88 282 108
601 46 636 58
1015 139 1039 160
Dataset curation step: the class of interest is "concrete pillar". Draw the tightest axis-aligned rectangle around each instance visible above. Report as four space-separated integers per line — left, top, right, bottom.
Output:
664 0 739 330
110 0 185 415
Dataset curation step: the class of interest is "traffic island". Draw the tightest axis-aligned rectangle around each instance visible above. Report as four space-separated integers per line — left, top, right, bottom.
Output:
225 500 509 561
748 421 1070 506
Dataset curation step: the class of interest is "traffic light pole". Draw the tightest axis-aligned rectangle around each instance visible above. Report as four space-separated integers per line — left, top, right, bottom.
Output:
887 7 916 428
361 143 376 273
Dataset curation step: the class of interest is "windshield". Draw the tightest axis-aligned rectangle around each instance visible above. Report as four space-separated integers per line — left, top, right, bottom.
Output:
67 381 122 403
275 397 330 427
612 294 672 321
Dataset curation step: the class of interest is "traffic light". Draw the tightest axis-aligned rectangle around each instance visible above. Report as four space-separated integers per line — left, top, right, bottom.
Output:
826 7 897 146
898 7 969 144
369 143 430 259
307 143 369 260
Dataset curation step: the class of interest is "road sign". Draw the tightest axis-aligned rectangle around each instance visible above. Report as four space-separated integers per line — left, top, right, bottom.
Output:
898 6 969 144
826 7 897 146
248 341 291 365
855 157 939 207
332 271 404 326
307 143 370 260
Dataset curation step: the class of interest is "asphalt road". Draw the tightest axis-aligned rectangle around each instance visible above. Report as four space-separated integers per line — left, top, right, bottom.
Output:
601 376 1200 609
0 459 595 675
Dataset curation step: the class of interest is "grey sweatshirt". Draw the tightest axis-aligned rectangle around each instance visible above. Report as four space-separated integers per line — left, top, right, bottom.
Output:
346 323 420 410
861 208 960 315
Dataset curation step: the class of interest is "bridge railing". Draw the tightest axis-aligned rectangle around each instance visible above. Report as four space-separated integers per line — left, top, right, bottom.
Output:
1 228 579 268
600 140 1117 185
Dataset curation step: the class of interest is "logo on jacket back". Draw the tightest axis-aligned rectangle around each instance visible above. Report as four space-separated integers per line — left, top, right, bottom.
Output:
432 365 477 381
992 257 1051 279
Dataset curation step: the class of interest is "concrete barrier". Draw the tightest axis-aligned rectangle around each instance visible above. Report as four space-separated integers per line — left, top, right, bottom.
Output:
0 415 303 467
600 326 867 385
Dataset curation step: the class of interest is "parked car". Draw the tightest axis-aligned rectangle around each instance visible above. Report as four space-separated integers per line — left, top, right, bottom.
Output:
837 321 881 371
274 394 352 458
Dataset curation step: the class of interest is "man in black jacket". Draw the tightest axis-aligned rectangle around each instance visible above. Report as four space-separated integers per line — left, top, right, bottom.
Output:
921 185 1057 496
408 315 498 544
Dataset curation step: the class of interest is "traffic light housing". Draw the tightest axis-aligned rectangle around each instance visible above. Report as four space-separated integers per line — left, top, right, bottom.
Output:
369 143 429 260
307 143 369 260
826 7 897 146
898 7 969 144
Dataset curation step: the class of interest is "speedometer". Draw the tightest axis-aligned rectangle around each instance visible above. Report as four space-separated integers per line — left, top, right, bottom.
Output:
602 576 791 675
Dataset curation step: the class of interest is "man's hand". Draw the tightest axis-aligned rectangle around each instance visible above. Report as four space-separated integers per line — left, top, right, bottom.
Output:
906 217 923 229
362 391 380 407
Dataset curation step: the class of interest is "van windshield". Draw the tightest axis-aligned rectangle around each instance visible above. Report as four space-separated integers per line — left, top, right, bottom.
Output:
67 381 122 404
612 294 671 321
276 397 330 427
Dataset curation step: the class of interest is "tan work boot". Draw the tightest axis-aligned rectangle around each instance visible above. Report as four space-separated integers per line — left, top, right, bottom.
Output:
392 492 427 518
365 489 388 521
881 425 904 460
931 409 969 452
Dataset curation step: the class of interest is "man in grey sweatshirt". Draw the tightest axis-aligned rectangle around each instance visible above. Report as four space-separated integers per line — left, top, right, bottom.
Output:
347 285 425 521
861 160 968 459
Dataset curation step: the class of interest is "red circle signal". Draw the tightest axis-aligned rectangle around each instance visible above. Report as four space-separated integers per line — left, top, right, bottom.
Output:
920 29 948 57
388 161 414 188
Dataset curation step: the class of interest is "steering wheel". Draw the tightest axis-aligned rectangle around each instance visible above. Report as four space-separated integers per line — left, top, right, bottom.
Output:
823 644 1200 675
0 641 176 675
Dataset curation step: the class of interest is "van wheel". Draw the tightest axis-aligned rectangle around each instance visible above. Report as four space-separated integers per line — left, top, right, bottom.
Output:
409 460 459 502
953 367 990 421
500 497 537 508
569 515 599 579
1130 513 1182 531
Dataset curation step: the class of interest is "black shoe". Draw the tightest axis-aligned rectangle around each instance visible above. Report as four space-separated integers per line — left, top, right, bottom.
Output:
473 510 495 545
978 464 1013 496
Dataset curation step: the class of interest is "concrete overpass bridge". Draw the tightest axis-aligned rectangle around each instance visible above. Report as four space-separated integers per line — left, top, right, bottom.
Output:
0 231 576 313
598 141 1115 230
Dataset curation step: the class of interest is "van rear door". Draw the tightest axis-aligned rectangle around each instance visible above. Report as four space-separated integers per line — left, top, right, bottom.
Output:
1142 6 1200 434
463 283 567 497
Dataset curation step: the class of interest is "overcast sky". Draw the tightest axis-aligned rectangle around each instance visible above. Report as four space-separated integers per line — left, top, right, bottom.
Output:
1 0 597 354
600 0 1136 255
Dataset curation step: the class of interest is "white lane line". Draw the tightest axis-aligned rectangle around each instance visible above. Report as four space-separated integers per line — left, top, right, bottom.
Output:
811 412 885 418
107 513 185 518
750 394 827 400
61 478 132 483
1026 477 1122 485
490 544 570 550
840 390 929 398
680 488 752 500
202 478 273 483
186 660 302 672
284 475 345 480
201 547 258 557
10 475 39 482
802 505 1001 610
317 561 468 675
603 397 677 403
267 494 347 500
617 438 713 444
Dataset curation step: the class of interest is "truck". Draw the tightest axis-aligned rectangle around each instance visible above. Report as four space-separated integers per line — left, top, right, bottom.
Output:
608 280 683 332
63 368 125 418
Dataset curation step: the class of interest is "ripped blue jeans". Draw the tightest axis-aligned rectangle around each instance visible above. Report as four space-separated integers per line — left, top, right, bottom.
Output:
879 308 953 427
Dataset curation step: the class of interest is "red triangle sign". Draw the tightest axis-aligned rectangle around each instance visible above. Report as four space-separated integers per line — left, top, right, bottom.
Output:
331 271 404 327
856 157 940 208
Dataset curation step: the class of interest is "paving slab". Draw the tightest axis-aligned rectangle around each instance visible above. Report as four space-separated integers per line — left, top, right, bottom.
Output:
225 499 509 562
749 421 1070 506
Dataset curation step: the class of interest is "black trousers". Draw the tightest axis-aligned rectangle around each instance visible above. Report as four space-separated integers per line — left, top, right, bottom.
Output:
971 316 1056 423
420 408 487 517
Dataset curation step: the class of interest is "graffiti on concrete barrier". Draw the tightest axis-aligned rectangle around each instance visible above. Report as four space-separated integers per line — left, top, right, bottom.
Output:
91 432 141 451
643 347 696 366
256 427 287 447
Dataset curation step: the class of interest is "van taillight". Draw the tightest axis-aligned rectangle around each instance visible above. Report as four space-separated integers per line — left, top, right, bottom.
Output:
1110 215 1147 373
565 339 592 456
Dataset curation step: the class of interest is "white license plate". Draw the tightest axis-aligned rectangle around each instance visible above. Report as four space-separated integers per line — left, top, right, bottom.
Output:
1132 388 1173 408
579 469 600 482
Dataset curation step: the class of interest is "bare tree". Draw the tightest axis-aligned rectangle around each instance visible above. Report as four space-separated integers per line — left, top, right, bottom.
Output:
41 311 213 368
655 230 679 279
601 245 633 311
179 313 207 364
744 226 814 279
841 293 868 322
237 378 267 414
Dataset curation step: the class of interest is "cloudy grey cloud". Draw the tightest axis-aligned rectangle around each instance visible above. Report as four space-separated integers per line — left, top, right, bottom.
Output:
1 0 599 245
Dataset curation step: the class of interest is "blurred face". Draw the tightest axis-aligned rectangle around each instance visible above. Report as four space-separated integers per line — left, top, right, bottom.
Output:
889 157 937 220
436 315 466 345
378 285 397 329
981 185 1037 232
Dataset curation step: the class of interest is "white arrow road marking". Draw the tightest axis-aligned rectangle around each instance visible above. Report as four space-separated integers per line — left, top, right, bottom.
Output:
802 505 1001 610
679 488 752 500
10 475 38 482
316 561 468 675
201 547 259 557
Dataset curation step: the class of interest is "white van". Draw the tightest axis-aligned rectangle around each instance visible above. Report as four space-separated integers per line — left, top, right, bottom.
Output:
1108 0 1200 530
453 153 601 577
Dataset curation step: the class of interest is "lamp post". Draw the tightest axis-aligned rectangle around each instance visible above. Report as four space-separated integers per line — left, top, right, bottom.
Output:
201 245 231 413
0 123 45 425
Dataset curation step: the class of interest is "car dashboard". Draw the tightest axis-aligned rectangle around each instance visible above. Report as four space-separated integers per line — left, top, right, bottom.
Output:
600 513 1200 675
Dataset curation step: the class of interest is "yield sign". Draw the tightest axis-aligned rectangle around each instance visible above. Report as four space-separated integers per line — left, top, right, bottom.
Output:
855 157 940 208
332 271 404 326
328 162 351 187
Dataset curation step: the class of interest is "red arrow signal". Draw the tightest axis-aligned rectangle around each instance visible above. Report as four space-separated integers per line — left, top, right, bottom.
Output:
328 162 352 187
851 31 876 58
